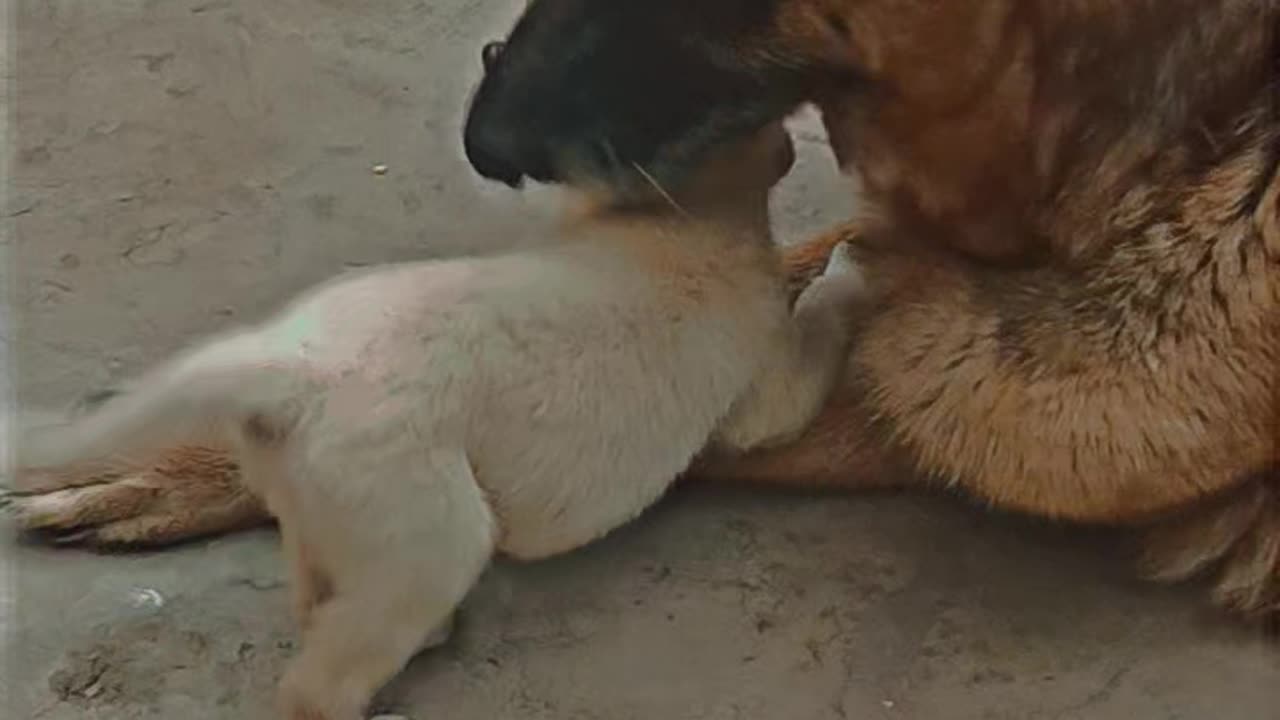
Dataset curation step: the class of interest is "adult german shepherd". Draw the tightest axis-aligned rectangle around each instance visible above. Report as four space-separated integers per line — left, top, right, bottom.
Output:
9 0 1280 621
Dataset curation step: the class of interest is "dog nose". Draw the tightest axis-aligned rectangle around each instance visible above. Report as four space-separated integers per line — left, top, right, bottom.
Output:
463 122 528 187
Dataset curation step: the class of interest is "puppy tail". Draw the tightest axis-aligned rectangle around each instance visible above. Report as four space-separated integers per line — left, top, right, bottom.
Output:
16 330 307 472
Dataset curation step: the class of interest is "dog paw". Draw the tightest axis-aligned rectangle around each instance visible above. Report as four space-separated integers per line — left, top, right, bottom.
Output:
1141 479 1280 622
5 447 269 548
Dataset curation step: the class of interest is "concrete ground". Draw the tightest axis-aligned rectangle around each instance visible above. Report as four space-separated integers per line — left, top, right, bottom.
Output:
3 1 1278 718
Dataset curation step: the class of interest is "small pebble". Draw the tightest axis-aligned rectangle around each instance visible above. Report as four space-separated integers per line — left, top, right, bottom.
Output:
370 715 411 720
882 700 896 709
372 164 389 175
128 587 165 609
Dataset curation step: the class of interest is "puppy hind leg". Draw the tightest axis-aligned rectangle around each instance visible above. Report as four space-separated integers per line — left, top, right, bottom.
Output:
278 449 495 720
229 437 331 630
279 517 332 631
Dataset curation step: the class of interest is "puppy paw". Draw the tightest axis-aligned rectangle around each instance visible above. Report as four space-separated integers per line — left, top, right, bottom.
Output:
796 241 871 312
278 672 362 720
821 240 858 276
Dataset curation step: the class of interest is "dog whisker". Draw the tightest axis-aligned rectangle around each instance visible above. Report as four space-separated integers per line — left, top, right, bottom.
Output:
631 161 691 218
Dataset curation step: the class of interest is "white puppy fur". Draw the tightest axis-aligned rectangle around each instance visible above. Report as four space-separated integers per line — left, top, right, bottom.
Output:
13 124 866 720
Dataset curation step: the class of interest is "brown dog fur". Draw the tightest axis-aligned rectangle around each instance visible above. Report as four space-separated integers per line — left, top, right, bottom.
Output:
7 0 1280 620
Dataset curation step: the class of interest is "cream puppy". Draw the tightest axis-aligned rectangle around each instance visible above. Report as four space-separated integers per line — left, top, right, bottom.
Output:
13 122 865 720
